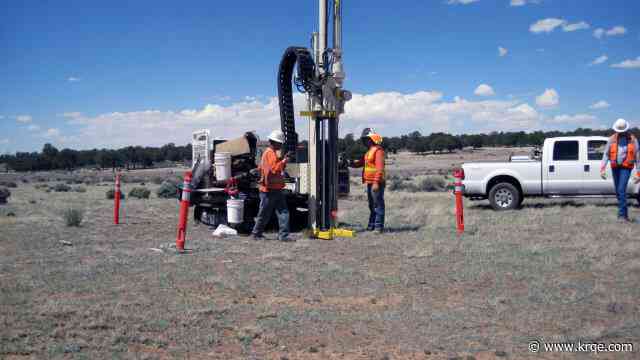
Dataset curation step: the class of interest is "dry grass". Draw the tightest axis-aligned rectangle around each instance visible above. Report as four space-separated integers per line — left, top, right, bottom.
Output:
0 154 639 359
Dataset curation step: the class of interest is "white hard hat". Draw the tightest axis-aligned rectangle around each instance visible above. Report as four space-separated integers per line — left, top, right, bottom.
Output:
268 129 285 143
612 118 630 133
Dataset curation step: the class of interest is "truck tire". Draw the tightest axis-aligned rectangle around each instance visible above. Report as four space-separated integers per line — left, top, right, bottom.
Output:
488 182 521 211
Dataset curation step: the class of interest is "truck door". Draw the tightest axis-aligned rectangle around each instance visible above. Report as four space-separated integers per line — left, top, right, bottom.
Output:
544 140 583 194
583 139 615 194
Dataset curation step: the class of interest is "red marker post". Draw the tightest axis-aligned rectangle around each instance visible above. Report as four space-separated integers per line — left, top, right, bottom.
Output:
176 171 193 253
114 173 121 225
452 169 465 234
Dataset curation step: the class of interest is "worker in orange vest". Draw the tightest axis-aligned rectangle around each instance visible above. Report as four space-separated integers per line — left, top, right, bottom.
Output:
349 128 386 233
600 119 640 222
251 130 293 241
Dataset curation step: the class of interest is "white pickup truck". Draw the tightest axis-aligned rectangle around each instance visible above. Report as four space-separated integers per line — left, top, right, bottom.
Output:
462 136 640 210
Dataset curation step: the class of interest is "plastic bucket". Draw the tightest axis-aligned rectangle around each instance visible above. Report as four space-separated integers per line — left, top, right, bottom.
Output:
214 152 232 180
227 199 244 224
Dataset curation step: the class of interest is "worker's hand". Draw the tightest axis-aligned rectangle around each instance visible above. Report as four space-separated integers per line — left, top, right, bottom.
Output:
600 167 607 180
371 182 380 192
634 172 640 184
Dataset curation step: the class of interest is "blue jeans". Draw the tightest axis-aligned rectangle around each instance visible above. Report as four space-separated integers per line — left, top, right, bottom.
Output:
252 190 290 239
366 183 385 230
611 167 632 219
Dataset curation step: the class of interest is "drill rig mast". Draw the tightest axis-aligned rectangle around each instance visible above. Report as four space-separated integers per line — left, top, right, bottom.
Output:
277 0 353 239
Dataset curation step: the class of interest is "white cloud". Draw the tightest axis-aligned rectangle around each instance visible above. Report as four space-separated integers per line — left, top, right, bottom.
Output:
594 26 627 39
588 55 608 66
548 114 600 128
611 57 640 69
474 84 495 97
530 18 589 34
43 128 61 138
593 28 605 39
536 88 559 108
530 18 566 33
67 77 81 82
606 26 627 36
27 124 41 131
447 0 480 4
16 115 32 123
563 21 590 32
0 138 9 145
510 0 541 6
498 46 508 57
589 101 610 110
49 91 555 150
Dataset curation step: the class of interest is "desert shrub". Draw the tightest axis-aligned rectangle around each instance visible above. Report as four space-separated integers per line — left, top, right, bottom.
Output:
52 183 71 192
156 180 178 199
151 176 164 185
0 181 17 188
106 189 125 200
72 186 87 193
21 178 30 184
123 176 145 184
129 187 151 199
0 187 10 204
83 177 99 185
387 176 446 192
62 208 84 227
35 183 49 190
416 176 446 192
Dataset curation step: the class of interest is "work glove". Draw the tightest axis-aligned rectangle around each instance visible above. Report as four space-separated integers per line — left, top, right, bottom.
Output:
372 182 380 192
634 172 640 184
600 167 607 180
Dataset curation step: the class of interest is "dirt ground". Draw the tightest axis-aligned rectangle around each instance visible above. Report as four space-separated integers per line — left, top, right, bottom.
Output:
1 148 639 359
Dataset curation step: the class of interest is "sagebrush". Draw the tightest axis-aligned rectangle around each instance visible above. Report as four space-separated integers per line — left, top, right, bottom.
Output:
62 208 84 227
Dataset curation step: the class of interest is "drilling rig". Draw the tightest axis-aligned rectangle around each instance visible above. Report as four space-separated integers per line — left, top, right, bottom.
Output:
187 0 353 240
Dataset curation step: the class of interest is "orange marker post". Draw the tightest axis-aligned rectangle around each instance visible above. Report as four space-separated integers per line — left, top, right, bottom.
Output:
176 171 193 253
453 169 465 234
114 173 121 225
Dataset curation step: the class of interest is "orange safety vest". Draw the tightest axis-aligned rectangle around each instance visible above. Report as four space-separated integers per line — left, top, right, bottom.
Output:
258 147 286 192
362 145 385 184
609 134 637 169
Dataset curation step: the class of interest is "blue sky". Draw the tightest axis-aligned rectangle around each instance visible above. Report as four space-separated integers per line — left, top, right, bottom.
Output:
1 0 639 153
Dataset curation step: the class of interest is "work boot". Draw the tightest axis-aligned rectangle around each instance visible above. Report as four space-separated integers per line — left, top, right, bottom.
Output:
278 235 296 242
617 216 632 223
252 233 265 241
366 226 375 231
375 228 384 234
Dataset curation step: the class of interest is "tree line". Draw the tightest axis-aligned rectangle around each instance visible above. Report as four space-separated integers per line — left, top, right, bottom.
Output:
0 143 192 172
339 127 640 159
2 127 638 172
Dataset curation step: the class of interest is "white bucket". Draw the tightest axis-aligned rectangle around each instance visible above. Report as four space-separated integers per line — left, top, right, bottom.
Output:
227 199 244 224
214 152 232 180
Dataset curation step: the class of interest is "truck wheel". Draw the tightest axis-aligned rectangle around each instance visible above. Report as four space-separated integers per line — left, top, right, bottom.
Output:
489 183 521 211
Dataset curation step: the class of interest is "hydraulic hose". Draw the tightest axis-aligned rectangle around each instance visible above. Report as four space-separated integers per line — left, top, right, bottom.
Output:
277 47 320 160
